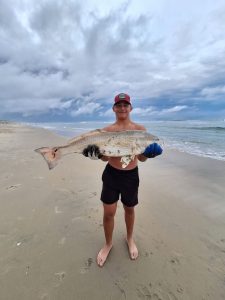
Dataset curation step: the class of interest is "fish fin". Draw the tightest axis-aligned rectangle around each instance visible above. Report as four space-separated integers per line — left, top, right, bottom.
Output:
34 147 61 170
120 155 132 168
68 128 105 144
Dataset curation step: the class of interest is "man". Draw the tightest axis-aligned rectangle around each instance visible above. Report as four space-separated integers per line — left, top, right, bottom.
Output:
83 93 162 267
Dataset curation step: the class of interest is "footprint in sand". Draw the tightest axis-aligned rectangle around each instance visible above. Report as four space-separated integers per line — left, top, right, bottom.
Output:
6 184 21 190
169 256 181 276
143 251 154 257
176 286 184 294
79 258 93 274
137 283 179 300
53 271 66 288
136 285 154 299
114 281 127 298
54 271 66 281
170 256 180 265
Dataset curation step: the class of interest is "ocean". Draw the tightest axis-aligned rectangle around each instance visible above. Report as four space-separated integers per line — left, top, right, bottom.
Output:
28 120 225 161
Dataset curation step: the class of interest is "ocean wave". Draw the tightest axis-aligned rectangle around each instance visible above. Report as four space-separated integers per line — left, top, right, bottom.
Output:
189 126 225 131
166 142 225 161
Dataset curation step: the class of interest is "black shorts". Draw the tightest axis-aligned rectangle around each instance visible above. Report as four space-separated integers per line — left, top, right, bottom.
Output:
101 163 139 207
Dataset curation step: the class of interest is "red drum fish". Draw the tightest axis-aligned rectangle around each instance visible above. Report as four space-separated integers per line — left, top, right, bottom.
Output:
35 129 159 169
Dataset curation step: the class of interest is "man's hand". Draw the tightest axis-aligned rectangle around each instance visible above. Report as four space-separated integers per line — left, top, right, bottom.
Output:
82 145 103 160
142 143 163 158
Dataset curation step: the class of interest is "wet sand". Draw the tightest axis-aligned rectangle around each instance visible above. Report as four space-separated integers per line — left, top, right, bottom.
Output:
0 122 225 300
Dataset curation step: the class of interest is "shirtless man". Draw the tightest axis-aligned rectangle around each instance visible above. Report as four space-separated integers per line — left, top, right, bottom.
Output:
83 93 163 267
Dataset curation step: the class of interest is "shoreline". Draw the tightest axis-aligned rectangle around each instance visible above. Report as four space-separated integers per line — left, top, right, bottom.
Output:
0 122 225 299
19 120 225 163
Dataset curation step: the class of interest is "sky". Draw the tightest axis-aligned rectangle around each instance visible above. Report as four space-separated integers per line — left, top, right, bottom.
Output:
0 0 225 122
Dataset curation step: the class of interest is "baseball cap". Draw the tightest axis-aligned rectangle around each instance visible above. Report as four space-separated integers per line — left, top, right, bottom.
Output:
114 93 131 104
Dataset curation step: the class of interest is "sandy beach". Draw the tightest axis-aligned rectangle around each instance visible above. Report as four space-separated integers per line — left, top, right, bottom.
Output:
0 122 225 300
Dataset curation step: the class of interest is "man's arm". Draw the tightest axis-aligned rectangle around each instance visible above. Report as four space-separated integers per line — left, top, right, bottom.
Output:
137 154 148 162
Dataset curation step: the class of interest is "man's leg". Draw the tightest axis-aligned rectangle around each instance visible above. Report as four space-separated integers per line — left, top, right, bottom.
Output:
97 202 117 267
123 205 138 260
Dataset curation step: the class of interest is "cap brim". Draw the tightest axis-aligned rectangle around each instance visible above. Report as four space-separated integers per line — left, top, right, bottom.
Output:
114 100 131 104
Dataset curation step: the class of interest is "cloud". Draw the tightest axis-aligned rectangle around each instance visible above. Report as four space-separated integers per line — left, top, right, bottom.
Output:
71 102 102 116
100 104 189 119
100 108 114 118
132 107 156 116
200 85 225 99
131 105 189 118
160 106 188 114
0 0 225 120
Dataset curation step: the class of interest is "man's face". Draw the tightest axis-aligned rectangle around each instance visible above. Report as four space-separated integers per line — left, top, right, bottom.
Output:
113 101 132 118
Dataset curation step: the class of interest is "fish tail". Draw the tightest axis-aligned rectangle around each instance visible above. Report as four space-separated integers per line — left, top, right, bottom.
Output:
34 147 61 170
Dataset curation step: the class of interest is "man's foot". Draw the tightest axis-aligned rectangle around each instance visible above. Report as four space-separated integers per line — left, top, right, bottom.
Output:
126 238 138 260
97 244 112 267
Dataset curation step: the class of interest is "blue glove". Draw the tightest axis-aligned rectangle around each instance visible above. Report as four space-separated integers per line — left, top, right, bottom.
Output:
143 143 163 158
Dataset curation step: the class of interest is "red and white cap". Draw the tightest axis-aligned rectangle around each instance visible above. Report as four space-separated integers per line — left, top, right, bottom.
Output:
114 93 131 104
